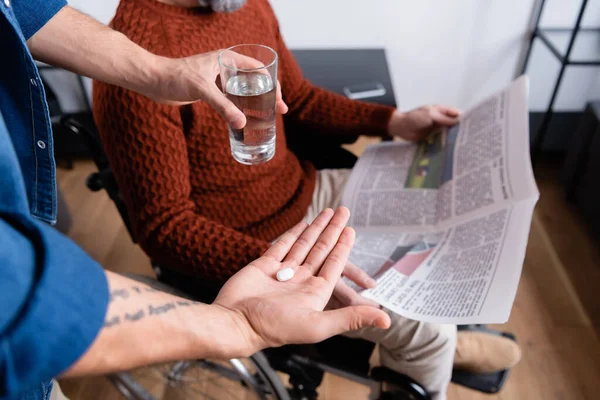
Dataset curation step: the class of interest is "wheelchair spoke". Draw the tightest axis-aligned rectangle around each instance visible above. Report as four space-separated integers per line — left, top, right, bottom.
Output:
195 360 243 383
115 358 280 400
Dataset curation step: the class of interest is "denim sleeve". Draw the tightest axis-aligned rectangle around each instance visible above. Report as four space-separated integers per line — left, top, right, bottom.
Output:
0 214 109 399
11 0 67 40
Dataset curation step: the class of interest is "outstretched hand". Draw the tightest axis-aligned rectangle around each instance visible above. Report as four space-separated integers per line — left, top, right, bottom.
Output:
214 207 391 356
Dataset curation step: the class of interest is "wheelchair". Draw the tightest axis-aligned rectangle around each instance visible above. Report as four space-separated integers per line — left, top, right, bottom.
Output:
60 112 515 400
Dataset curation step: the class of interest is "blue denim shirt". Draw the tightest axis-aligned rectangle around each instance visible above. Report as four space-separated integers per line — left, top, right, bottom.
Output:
0 1 109 399
0 0 60 224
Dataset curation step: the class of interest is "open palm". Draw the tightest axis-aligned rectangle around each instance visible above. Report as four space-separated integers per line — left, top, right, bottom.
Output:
214 208 390 355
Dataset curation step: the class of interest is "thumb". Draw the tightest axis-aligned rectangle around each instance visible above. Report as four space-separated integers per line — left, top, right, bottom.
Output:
309 306 391 341
431 108 459 126
205 84 247 130
275 80 288 114
440 106 461 118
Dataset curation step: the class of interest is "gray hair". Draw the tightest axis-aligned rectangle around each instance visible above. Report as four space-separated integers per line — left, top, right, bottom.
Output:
197 0 246 13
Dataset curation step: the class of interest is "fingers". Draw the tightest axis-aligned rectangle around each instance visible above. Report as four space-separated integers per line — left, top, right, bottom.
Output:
216 50 287 124
290 207 351 274
333 280 380 308
276 80 288 114
305 306 391 342
205 84 247 129
283 208 335 264
431 106 460 126
318 226 355 283
440 106 461 118
343 262 377 289
263 221 309 261
219 51 265 70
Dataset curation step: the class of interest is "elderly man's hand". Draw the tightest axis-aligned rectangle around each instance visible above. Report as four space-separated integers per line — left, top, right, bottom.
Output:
388 105 460 142
325 262 381 312
213 208 390 357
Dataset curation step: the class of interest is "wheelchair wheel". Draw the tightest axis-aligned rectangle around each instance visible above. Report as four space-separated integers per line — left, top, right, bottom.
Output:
110 352 290 400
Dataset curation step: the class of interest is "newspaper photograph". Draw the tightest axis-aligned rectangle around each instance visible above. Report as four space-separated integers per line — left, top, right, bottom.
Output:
342 76 539 324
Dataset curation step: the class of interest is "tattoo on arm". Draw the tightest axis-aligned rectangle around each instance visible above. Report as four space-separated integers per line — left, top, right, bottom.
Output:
104 282 202 327
125 309 146 322
104 315 120 327
109 289 129 302
109 285 161 303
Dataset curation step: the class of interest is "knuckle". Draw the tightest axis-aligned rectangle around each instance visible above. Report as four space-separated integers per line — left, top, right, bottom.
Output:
276 236 293 248
328 220 346 231
294 236 311 248
312 240 331 254
349 308 363 331
336 241 353 253
302 261 315 272
312 217 330 229
327 253 343 265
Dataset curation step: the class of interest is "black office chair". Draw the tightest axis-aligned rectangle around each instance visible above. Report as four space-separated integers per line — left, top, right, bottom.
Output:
61 113 514 400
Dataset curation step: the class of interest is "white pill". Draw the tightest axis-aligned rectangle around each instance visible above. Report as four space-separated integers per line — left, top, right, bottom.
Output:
276 267 295 282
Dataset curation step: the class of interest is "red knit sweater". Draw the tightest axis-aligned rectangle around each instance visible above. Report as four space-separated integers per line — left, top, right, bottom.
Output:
93 0 394 284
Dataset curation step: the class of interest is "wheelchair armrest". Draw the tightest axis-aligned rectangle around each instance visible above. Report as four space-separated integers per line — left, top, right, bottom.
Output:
371 367 430 400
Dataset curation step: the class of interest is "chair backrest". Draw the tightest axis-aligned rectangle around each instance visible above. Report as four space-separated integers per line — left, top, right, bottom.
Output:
61 113 109 169
60 113 136 240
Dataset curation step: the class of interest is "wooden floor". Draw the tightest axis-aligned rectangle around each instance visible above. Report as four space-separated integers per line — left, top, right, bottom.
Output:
56 145 600 400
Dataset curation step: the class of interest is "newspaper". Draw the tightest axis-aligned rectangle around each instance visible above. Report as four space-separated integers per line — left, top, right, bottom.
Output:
342 76 538 324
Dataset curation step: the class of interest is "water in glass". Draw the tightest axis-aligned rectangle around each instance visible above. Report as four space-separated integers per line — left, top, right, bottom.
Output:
226 74 276 165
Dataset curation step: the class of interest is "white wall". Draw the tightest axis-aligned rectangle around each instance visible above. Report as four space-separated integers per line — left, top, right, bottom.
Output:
70 0 118 24
269 0 600 111
61 0 600 113
527 0 600 111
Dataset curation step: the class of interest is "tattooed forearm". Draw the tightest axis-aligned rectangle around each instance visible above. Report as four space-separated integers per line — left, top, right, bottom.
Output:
109 285 160 303
109 289 129 302
104 300 201 328
104 316 120 327
125 309 145 322
149 302 176 315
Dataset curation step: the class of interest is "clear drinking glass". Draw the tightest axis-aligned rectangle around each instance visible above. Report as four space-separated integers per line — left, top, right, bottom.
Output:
218 44 278 165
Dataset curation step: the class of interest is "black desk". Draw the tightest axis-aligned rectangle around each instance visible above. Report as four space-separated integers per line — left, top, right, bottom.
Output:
286 49 396 169
291 48 397 108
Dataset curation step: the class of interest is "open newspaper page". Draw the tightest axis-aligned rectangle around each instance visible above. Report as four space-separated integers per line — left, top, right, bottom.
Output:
342 77 539 324
341 141 434 232
354 199 536 324
436 75 538 227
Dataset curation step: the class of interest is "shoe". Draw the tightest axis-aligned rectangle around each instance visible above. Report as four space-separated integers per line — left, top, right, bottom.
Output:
453 331 522 374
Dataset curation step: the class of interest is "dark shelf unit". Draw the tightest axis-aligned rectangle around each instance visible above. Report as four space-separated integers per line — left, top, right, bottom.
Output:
520 0 600 162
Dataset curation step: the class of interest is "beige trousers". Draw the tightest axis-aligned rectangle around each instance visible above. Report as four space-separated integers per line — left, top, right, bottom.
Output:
305 169 456 400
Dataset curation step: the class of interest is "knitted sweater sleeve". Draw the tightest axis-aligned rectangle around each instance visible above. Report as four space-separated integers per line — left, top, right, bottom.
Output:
92 83 270 284
271 15 395 137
